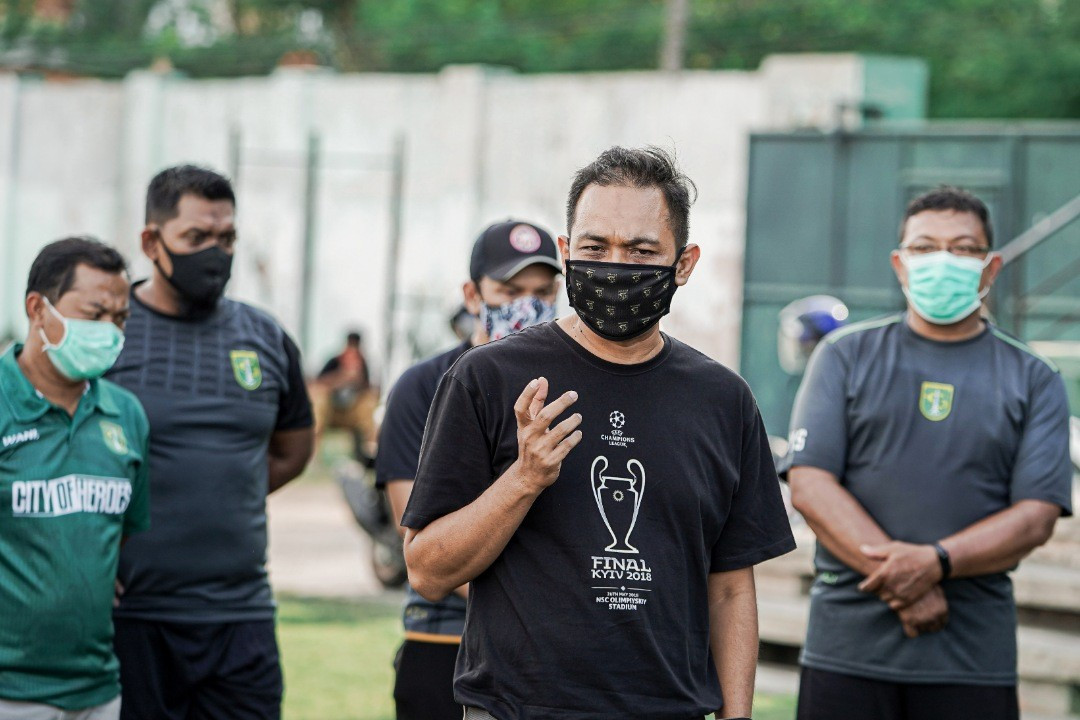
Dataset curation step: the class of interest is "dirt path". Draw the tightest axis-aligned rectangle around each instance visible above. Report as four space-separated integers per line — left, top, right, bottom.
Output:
267 474 392 599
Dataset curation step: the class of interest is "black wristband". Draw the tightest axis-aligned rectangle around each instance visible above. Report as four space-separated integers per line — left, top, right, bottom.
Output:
932 542 952 579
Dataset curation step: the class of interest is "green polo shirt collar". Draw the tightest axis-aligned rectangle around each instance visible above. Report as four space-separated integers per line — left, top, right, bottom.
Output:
0 344 120 423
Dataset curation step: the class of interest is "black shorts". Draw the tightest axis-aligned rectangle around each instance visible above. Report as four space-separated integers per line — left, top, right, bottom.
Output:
393 639 461 720
113 618 282 720
796 666 1019 720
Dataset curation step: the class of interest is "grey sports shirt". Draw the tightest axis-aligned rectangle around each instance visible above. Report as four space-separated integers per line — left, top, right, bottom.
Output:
107 286 312 623
786 313 1072 686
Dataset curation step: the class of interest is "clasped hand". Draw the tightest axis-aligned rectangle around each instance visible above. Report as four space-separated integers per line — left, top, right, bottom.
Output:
858 541 948 638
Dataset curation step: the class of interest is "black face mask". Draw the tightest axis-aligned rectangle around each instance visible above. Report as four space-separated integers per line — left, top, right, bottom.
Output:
156 237 233 313
565 250 682 340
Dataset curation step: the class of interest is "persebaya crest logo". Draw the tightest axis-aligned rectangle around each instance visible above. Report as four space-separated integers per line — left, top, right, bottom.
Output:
230 350 263 390
919 381 954 421
100 421 128 455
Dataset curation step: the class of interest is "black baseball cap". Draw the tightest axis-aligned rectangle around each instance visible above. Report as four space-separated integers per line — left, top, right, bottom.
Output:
469 220 562 283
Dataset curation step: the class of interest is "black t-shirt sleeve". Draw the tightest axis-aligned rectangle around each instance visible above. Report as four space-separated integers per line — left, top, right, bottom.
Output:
781 339 849 478
710 391 796 573
275 332 314 431
374 368 434 488
1009 368 1073 515
401 372 493 530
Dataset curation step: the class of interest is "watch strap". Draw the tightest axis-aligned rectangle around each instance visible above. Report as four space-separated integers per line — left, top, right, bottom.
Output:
933 542 952 579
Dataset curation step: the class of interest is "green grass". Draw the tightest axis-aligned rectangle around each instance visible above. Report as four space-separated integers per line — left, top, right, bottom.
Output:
279 595 400 720
277 595 797 720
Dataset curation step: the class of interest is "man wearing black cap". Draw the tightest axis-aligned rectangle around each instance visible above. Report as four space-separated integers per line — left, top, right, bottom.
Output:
375 219 561 720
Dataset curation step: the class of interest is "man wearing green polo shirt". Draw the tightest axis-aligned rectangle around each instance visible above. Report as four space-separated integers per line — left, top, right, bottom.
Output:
0 237 150 720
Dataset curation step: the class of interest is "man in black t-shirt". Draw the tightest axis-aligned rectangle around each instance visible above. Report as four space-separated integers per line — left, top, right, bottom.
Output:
106 165 314 720
403 147 795 720
377 220 562 720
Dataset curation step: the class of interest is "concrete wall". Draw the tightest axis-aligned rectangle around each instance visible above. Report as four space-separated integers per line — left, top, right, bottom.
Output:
0 55 889 381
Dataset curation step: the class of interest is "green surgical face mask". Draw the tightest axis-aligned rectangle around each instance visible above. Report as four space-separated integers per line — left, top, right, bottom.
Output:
900 251 992 325
39 298 125 380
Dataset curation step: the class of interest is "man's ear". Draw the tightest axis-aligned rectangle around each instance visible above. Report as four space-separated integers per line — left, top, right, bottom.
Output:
141 226 162 263
890 250 906 288
557 235 571 272
673 243 701 287
462 280 482 315
981 253 1004 291
24 292 45 325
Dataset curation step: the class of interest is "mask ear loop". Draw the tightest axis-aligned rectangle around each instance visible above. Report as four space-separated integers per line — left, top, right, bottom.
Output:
38 297 68 351
977 252 997 300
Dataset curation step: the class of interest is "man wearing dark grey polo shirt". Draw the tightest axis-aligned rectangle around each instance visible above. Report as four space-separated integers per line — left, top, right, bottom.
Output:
106 165 314 720
787 186 1073 720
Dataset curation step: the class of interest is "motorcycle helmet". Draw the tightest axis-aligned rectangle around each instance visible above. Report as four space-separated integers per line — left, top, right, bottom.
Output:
778 295 849 375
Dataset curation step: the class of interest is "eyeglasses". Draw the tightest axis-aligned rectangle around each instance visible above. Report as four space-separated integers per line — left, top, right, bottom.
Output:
899 243 990 258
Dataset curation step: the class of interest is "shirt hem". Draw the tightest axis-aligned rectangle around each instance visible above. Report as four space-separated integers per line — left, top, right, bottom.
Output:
801 651 1017 686
113 607 276 624
786 457 846 482
712 535 797 572
0 685 120 711
1010 491 1073 518
401 511 433 529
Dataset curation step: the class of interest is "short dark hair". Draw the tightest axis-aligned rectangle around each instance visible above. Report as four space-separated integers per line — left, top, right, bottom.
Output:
346 331 362 345
901 186 994 247
145 164 235 225
566 146 697 249
26 236 127 301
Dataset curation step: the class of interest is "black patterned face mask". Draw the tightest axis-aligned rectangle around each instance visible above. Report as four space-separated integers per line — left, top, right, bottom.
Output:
565 251 682 340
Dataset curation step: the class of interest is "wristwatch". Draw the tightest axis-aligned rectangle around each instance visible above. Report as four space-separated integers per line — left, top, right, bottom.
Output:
932 542 952 579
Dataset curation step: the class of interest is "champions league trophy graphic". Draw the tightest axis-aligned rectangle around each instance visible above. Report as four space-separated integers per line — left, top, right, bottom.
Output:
590 456 645 554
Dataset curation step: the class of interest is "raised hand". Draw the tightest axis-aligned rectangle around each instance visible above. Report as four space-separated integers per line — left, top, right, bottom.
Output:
512 377 582 493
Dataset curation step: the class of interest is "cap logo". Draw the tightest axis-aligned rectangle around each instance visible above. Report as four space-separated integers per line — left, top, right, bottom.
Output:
509 224 542 253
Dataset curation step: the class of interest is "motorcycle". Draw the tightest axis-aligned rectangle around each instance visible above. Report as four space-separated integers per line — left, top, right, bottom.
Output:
336 457 408 589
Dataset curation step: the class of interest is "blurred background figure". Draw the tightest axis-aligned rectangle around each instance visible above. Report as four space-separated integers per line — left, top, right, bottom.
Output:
375 219 561 720
312 330 378 465
777 295 849 376
449 305 474 343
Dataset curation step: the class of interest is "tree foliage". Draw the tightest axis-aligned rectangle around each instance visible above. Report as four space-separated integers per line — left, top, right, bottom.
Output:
1 0 1077 118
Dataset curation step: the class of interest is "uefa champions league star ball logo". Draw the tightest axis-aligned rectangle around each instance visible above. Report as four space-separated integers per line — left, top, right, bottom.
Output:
609 411 625 429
